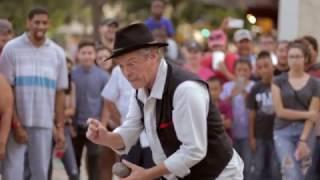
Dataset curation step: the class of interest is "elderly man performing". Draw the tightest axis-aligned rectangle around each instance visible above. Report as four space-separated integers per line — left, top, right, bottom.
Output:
87 23 244 180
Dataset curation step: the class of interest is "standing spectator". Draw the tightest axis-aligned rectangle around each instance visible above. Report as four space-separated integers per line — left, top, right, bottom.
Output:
247 51 280 180
274 40 289 76
302 35 320 180
0 74 13 170
99 66 126 180
207 77 232 138
258 34 278 65
145 0 175 38
96 46 113 74
71 40 109 180
304 36 319 71
0 7 67 180
272 42 320 180
97 18 119 50
234 29 255 66
0 19 13 55
151 28 179 62
48 57 79 180
182 40 213 80
220 59 255 179
201 29 237 83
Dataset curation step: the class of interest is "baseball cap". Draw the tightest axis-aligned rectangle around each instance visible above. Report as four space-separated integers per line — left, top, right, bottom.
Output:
0 19 13 34
233 29 252 42
184 40 202 51
208 29 227 47
100 18 119 27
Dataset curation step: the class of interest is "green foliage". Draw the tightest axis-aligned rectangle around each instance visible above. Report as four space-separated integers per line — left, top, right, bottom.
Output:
0 0 81 34
0 0 243 37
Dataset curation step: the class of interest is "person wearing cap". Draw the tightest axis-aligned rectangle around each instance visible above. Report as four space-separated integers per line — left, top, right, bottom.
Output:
98 18 119 50
145 0 175 38
0 19 13 55
201 29 237 83
233 29 255 64
182 40 214 81
86 23 243 180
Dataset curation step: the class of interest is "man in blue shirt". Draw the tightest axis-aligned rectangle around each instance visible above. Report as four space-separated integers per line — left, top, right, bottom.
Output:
145 0 175 38
71 40 109 180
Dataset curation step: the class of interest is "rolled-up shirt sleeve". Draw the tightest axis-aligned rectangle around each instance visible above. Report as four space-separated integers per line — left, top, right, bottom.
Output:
164 81 209 178
113 93 144 154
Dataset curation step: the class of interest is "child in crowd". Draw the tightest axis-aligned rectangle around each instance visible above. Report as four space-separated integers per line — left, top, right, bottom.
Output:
96 46 113 74
220 59 255 179
247 51 280 180
208 77 232 139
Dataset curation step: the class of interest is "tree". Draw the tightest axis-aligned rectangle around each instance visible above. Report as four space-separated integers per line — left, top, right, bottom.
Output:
83 0 108 40
0 0 79 34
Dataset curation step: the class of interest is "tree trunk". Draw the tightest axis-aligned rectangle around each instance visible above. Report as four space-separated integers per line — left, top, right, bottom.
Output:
90 0 105 41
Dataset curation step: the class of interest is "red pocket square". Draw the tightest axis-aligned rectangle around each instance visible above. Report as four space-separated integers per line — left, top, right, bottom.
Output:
159 122 172 129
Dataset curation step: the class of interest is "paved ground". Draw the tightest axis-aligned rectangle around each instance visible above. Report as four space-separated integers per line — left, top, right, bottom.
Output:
52 148 118 180
52 156 88 180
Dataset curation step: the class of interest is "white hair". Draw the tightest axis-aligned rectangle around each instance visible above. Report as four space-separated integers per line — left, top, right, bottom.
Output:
137 47 163 60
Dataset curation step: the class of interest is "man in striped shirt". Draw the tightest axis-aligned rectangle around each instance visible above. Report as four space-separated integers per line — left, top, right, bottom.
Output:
0 7 68 180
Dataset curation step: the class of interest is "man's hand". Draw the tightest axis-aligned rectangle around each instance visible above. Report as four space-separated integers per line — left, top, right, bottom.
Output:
13 126 28 144
54 127 65 150
120 160 153 180
86 118 111 146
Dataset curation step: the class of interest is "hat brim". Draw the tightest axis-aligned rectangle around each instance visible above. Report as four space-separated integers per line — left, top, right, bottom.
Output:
105 42 168 61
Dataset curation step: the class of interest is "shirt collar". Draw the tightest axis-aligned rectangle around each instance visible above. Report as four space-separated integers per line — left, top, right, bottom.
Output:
137 59 168 101
22 32 50 47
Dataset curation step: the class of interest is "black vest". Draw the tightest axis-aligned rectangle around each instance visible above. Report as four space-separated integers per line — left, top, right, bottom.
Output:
136 62 233 179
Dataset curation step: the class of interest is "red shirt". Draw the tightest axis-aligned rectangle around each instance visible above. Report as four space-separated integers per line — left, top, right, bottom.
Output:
217 100 233 139
201 52 237 83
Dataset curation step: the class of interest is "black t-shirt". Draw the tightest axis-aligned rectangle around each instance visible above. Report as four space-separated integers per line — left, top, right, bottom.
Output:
274 67 289 76
247 81 275 139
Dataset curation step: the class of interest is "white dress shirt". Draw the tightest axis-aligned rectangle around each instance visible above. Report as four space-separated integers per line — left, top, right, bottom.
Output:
114 59 210 179
101 66 149 147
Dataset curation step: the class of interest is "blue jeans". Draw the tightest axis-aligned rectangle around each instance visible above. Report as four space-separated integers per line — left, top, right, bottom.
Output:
306 137 320 180
274 123 315 180
233 138 251 180
250 138 281 180
48 126 79 180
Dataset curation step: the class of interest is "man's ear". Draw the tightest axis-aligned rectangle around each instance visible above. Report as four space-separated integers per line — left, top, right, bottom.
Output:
149 48 159 60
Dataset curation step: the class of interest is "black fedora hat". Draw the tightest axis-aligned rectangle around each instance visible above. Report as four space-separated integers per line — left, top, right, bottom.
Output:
106 23 168 60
